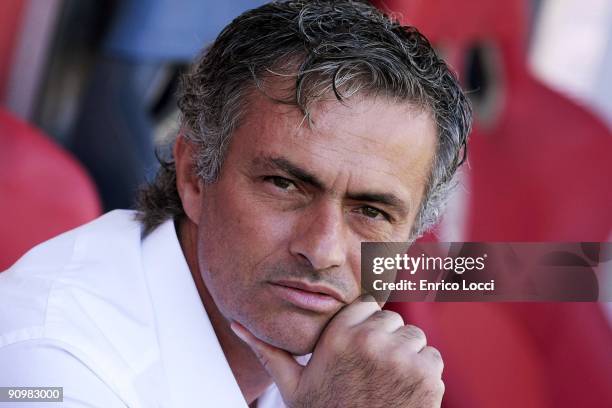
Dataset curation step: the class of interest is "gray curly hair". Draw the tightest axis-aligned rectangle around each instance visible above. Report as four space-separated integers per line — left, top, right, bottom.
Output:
136 0 472 239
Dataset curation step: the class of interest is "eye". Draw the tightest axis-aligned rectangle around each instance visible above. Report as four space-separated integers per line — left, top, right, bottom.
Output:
264 176 298 191
357 206 390 221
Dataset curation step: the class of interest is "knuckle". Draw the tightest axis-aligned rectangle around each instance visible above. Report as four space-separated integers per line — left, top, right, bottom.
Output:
355 327 385 351
404 353 435 378
369 310 402 324
384 346 425 375
426 346 443 361
386 310 405 325
370 309 389 319
403 324 427 343
422 346 444 372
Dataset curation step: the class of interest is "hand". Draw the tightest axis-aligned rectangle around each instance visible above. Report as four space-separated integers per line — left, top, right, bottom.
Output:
231 294 444 408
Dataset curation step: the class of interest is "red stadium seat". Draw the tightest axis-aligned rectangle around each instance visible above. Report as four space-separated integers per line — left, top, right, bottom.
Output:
374 1 612 407
0 108 101 270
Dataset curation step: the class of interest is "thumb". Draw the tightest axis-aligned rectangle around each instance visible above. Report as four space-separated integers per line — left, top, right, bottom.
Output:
230 321 303 397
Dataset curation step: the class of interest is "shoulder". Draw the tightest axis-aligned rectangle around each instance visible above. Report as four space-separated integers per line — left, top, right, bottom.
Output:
2 209 143 277
0 210 161 405
0 210 146 339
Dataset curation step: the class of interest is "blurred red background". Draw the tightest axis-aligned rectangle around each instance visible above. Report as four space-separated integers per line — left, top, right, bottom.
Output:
1 1 611 407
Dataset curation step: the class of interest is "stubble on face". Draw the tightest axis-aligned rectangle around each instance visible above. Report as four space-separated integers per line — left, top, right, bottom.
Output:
192 89 438 355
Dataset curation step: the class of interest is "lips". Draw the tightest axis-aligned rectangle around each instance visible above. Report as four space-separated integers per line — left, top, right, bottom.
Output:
269 279 345 313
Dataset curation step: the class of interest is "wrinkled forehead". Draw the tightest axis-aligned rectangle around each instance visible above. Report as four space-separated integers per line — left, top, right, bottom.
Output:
246 88 435 156
232 88 437 211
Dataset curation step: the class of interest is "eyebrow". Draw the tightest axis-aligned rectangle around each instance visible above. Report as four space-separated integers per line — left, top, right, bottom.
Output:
253 156 411 218
269 157 325 190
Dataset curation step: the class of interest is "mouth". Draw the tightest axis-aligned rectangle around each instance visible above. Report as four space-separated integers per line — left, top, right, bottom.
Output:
268 279 345 314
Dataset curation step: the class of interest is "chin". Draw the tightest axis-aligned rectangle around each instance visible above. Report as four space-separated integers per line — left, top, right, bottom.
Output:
247 307 330 355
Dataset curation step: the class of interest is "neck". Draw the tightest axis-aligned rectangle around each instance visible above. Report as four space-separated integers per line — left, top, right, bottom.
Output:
176 218 272 405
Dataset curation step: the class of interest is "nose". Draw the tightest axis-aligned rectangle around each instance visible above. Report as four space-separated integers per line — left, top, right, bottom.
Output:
289 200 347 271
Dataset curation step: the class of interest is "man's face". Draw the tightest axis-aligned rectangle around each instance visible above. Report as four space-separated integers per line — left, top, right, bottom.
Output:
194 91 437 355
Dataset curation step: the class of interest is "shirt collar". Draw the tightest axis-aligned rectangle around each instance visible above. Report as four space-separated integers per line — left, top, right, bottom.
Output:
141 217 248 407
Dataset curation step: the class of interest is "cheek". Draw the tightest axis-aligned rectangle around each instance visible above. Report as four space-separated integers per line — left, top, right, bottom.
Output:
347 255 360 296
199 183 296 279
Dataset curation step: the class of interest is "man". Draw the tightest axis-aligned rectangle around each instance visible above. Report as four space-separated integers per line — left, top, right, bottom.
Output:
0 1 471 407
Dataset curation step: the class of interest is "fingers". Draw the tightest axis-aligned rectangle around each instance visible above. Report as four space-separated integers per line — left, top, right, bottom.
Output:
330 294 381 328
394 324 427 352
362 310 405 333
230 321 303 398
419 346 444 376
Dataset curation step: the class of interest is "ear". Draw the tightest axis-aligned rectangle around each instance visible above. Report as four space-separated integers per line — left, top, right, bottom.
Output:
174 134 203 225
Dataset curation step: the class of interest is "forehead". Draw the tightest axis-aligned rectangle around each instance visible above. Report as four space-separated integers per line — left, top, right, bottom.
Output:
230 90 437 210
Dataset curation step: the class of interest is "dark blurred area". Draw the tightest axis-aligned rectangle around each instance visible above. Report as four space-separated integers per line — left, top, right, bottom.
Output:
1 1 611 407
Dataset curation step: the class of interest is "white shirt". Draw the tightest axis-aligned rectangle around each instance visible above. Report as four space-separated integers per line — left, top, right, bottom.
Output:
0 210 285 407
